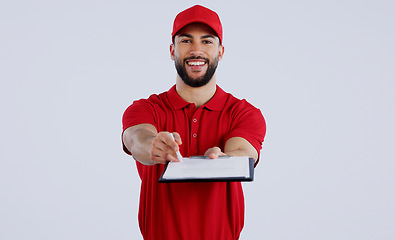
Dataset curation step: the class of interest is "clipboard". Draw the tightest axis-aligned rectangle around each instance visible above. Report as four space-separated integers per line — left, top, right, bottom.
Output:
159 156 255 183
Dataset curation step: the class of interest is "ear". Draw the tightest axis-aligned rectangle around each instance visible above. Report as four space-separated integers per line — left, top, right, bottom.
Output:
218 45 225 61
170 43 175 61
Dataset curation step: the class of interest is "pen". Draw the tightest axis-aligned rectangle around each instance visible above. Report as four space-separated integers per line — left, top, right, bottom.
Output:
168 133 183 163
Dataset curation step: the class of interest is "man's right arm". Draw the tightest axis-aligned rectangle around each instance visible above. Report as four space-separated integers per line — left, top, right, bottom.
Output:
122 123 182 165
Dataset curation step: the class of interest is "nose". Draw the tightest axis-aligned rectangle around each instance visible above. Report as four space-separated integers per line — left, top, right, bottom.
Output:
189 42 204 56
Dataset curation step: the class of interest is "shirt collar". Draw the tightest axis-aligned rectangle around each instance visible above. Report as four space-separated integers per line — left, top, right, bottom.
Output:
202 85 227 111
167 85 228 111
167 85 190 110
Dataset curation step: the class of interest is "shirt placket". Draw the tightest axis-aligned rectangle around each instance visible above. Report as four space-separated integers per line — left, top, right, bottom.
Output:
190 107 202 156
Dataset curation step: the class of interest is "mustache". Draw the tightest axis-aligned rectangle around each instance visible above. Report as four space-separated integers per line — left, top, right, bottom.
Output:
184 56 209 62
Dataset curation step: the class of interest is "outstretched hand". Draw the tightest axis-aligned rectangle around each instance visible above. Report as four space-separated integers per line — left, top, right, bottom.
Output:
204 147 226 159
150 132 182 164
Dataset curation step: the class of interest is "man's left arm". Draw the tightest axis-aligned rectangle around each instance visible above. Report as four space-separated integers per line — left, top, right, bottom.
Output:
205 101 266 163
204 136 258 162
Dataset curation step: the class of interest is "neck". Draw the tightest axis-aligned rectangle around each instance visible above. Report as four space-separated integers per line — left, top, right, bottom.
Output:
175 75 217 108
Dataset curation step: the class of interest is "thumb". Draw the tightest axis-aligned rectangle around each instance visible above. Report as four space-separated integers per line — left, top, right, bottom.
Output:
206 147 223 159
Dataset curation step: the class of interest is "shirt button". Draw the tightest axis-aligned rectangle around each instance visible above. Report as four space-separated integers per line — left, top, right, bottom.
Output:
193 133 197 138
193 118 197 123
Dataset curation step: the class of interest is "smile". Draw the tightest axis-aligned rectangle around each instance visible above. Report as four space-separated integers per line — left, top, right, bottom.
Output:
186 60 206 66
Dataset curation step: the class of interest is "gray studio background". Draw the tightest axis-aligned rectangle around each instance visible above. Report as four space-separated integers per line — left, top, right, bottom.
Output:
1 0 394 239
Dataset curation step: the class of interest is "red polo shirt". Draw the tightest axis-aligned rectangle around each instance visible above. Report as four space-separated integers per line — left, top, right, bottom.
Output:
122 85 266 240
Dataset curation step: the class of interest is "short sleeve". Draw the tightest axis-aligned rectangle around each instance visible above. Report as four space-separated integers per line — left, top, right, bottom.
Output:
121 98 158 155
122 99 158 131
225 100 266 165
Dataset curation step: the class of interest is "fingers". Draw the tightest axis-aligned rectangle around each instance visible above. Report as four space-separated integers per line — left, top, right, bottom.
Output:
171 132 182 145
204 147 225 159
151 152 177 164
151 141 176 164
162 132 180 151
150 131 182 164
209 152 218 159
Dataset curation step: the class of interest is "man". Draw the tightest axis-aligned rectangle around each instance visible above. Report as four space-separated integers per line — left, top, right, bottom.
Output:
122 5 266 240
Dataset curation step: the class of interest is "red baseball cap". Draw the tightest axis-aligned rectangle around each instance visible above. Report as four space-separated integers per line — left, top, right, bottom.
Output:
172 5 223 43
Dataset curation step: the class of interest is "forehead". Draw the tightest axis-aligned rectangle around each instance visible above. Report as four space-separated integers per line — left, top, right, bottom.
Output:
176 22 218 38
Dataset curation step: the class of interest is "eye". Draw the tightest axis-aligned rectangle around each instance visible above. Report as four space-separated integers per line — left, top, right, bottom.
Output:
203 40 213 44
181 39 191 43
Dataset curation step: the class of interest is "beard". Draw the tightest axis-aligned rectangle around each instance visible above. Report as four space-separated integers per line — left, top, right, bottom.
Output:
174 56 219 88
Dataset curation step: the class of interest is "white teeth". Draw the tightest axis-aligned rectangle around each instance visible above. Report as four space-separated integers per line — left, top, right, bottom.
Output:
187 61 205 66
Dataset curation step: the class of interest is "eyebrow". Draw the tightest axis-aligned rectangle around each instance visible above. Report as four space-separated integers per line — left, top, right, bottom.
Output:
178 34 216 40
201 34 216 40
178 33 193 39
